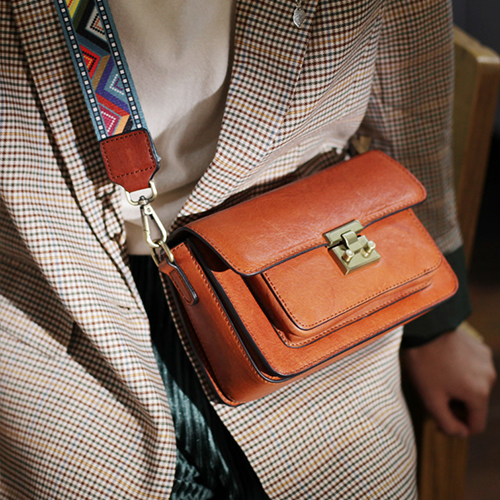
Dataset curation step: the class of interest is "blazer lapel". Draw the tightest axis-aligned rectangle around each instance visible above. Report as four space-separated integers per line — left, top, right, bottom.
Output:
8 0 175 450
10 0 129 272
178 0 320 219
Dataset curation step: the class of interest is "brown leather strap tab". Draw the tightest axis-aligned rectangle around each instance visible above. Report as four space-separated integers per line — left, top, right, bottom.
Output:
159 248 199 306
100 129 159 192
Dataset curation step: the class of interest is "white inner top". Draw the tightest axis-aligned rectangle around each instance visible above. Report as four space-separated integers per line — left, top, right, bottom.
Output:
109 0 235 254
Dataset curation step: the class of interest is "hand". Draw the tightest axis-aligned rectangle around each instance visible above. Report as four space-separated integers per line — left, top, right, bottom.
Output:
401 324 496 437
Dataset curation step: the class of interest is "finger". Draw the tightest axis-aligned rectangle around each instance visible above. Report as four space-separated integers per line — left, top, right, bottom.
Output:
449 399 468 424
426 394 470 437
464 396 489 435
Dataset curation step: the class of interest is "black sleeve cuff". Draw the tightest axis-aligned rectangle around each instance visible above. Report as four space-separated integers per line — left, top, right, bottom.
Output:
401 245 472 348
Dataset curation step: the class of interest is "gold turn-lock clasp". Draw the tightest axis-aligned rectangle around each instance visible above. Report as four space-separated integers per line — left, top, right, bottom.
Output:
323 220 380 275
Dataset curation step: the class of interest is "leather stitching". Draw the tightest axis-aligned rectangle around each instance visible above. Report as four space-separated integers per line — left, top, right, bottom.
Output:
263 211 441 329
276 279 430 347
191 152 428 275
100 130 156 180
275 281 458 376
175 245 276 401
266 271 431 330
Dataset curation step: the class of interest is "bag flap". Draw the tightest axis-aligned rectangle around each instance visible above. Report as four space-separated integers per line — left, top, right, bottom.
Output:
247 210 441 339
173 151 426 275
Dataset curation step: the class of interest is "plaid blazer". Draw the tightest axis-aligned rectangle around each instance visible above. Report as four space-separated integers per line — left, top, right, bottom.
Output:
0 0 459 498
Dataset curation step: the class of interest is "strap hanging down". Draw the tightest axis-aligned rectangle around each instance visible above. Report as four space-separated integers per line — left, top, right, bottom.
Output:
54 0 177 266
54 0 159 190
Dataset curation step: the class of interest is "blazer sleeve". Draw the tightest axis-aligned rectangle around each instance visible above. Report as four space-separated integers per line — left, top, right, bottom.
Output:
358 0 472 347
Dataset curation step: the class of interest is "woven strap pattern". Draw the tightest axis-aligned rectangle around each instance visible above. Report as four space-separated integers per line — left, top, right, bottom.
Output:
54 0 147 140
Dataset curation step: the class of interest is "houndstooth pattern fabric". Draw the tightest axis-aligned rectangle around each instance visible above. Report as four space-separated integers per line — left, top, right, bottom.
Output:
176 0 460 255
1 0 456 498
215 327 417 499
0 0 176 498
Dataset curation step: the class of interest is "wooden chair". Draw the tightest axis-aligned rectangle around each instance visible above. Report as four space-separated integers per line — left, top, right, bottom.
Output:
412 27 500 500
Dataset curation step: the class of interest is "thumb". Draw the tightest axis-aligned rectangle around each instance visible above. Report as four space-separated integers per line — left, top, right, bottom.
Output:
425 393 470 438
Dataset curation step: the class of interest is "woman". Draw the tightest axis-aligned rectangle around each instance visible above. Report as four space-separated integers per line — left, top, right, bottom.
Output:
0 0 495 498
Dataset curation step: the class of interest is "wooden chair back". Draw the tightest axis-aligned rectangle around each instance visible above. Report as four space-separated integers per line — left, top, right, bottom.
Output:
415 26 500 500
453 27 500 264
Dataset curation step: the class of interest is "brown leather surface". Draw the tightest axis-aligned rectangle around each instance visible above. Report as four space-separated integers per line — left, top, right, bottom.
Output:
213 255 456 378
168 238 456 404
247 210 439 340
161 152 458 405
100 129 158 192
160 260 198 306
170 243 282 405
181 151 426 274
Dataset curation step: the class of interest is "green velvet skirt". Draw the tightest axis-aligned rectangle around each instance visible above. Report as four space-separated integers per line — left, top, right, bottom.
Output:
130 256 269 500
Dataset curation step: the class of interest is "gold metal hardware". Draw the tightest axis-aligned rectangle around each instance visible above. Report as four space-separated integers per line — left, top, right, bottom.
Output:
141 204 167 247
124 181 175 267
323 220 380 274
125 180 158 206
151 239 175 266
140 203 175 263
343 249 355 263
362 240 376 257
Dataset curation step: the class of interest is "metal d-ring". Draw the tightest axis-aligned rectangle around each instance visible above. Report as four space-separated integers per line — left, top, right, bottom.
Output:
150 239 175 267
125 180 158 206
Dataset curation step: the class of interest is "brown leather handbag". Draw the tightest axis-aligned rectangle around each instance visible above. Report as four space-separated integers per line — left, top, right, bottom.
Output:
159 150 458 406
59 0 457 407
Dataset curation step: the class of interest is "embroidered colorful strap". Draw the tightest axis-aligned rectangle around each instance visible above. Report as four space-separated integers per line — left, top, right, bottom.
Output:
55 0 146 139
55 0 174 263
54 0 160 192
